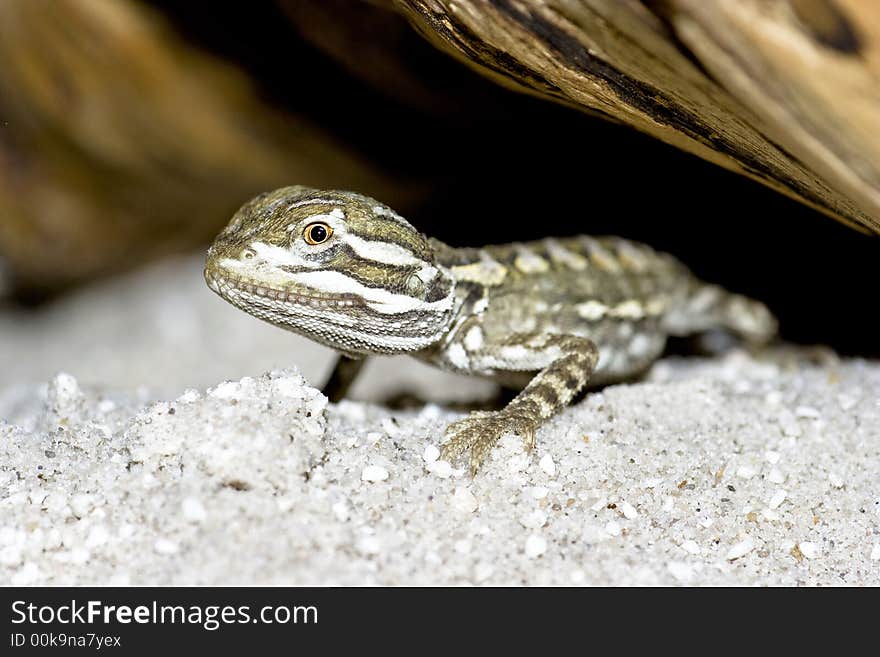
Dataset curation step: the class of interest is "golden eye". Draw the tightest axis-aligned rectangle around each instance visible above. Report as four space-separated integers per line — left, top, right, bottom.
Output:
303 222 333 245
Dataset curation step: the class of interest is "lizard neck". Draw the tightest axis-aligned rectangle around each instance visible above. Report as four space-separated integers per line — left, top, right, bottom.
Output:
419 238 497 353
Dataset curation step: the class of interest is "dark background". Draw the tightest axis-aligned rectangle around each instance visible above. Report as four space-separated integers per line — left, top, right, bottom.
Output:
152 1 877 356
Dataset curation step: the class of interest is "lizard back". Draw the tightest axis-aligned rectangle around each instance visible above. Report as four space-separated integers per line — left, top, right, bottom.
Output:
430 235 727 384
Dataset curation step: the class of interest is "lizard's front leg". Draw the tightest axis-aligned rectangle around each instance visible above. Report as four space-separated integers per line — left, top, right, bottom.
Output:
441 333 598 474
322 355 366 403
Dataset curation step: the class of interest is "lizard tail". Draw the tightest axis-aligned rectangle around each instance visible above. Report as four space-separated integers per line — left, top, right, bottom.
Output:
663 283 778 345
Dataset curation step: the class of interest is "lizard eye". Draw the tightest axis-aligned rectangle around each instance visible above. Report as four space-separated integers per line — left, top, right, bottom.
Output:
303 222 333 245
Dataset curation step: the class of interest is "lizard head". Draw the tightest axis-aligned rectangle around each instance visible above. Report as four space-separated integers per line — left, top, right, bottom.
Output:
204 186 456 355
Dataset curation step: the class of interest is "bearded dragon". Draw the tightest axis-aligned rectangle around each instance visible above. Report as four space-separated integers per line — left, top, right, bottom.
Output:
205 186 776 473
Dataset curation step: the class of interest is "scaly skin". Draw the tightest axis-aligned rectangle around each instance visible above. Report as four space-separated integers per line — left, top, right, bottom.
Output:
205 186 777 473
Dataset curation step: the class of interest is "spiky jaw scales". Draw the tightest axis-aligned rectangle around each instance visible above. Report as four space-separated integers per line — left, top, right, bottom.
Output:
204 267 361 310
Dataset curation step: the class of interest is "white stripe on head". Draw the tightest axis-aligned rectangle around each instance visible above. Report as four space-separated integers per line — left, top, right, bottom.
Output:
286 198 343 209
372 204 413 227
343 233 424 267
224 245 324 271
288 270 453 314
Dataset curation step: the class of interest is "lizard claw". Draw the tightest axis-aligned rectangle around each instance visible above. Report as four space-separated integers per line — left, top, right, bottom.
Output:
440 410 536 475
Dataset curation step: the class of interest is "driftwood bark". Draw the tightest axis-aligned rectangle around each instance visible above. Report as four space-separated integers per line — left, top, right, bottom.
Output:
389 0 880 233
1 0 877 294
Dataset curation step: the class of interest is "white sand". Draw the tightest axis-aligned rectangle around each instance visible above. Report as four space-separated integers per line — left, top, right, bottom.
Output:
1 256 878 585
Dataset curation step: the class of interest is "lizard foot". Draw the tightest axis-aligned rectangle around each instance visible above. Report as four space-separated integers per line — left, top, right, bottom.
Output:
440 410 536 475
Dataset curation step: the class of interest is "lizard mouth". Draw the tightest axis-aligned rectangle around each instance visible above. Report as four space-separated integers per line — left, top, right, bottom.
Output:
204 269 362 308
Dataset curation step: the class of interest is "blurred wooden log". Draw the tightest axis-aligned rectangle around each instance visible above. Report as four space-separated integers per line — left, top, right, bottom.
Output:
389 0 880 233
3 0 877 296
0 0 404 294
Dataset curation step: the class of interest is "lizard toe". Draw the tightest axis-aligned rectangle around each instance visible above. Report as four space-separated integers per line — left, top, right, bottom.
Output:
442 410 538 475
440 411 492 462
